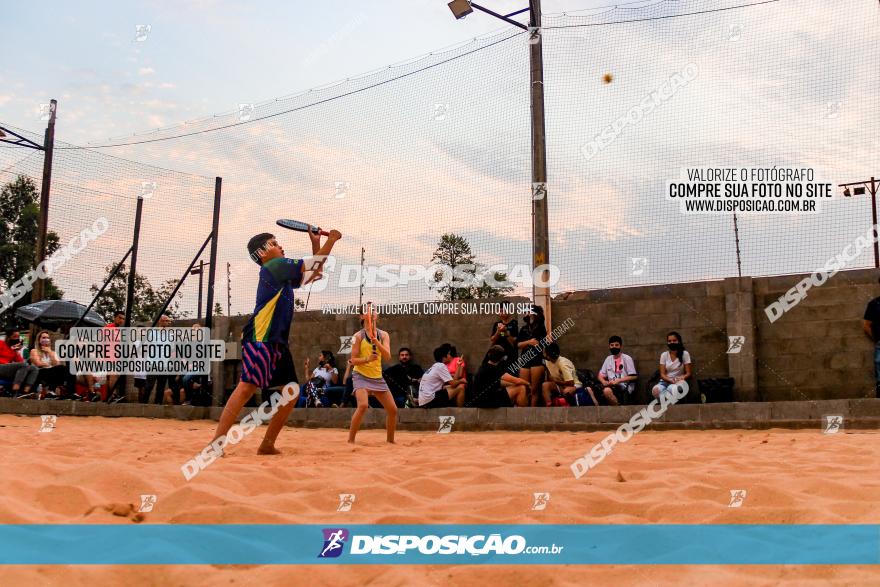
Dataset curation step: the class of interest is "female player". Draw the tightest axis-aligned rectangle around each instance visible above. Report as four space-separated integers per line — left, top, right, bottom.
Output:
347 303 397 443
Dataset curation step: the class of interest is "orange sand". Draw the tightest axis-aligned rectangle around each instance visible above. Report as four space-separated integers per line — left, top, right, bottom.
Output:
1 414 878 585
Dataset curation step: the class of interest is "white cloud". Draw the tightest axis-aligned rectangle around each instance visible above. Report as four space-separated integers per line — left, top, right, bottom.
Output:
138 67 155 76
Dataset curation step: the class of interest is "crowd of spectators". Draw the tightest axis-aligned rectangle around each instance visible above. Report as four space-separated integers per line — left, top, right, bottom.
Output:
0 311 213 405
0 305 693 409
298 305 694 409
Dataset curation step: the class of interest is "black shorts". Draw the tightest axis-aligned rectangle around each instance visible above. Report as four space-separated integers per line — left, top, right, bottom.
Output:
268 345 298 389
421 388 450 409
601 383 628 405
519 346 544 369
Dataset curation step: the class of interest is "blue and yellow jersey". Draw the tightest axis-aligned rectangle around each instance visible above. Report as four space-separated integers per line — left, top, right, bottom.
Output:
242 257 304 344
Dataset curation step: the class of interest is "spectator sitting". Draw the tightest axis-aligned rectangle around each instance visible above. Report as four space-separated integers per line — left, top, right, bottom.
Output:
303 350 342 407
541 342 590 406
182 373 210 405
418 343 466 408
517 304 548 406
489 307 519 373
467 345 529 407
0 329 39 398
29 330 68 398
383 347 424 408
597 335 638 406
652 331 692 399
446 345 467 393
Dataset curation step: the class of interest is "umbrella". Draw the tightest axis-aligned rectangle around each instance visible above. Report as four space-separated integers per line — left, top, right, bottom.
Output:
14 300 106 329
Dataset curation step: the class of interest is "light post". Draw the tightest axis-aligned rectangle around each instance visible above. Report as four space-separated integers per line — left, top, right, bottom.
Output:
190 260 212 321
1 101 57 347
447 1 552 327
840 177 879 268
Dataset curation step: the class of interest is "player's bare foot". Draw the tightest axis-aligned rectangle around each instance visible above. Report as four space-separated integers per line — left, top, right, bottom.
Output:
257 444 281 455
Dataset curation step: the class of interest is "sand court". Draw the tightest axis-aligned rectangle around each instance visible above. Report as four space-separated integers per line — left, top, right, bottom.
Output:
1 414 878 584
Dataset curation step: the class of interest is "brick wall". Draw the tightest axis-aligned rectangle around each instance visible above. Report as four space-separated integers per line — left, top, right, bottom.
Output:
209 268 880 402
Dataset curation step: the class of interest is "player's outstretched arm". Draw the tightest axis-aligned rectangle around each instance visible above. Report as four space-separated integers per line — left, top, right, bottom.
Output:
302 229 342 284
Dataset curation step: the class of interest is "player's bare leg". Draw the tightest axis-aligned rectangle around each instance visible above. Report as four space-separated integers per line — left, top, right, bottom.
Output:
212 381 258 445
348 388 369 443
258 384 300 454
373 390 398 443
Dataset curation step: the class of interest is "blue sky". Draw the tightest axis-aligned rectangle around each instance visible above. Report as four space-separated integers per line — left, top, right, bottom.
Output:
2 0 621 144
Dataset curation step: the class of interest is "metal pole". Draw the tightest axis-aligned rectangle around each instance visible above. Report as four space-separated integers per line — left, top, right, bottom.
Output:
226 262 232 317
529 0 551 329
33 99 56 305
733 213 742 278
73 247 132 329
152 233 213 326
204 177 222 330
125 196 145 327
470 2 528 29
359 247 365 312
871 177 879 269
196 260 204 321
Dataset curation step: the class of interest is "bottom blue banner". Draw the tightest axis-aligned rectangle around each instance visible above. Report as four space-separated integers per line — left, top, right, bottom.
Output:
0 524 877 565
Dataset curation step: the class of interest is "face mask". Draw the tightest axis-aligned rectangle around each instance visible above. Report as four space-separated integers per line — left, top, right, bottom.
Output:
610 347 620 355
668 343 681 351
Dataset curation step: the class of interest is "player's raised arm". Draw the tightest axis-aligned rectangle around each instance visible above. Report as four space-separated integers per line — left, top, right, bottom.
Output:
302 228 342 285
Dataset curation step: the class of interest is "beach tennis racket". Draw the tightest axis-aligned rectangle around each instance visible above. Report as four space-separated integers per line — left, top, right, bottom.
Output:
276 219 329 236
364 302 377 353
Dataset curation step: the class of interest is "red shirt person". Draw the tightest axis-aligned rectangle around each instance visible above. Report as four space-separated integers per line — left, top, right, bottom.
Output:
0 330 40 396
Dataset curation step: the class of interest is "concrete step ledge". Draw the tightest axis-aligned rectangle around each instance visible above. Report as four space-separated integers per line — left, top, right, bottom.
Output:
1 397 878 431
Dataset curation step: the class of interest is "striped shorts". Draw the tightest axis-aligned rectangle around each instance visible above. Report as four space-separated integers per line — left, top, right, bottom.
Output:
241 342 296 389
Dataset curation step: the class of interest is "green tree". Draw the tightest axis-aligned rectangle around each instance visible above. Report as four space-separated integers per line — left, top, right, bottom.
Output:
89 264 188 323
0 176 63 329
429 233 514 301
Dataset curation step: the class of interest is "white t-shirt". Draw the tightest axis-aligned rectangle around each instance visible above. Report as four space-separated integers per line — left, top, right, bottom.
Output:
311 366 339 386
419 362 452 405
660 350 691 379
599 353 637 388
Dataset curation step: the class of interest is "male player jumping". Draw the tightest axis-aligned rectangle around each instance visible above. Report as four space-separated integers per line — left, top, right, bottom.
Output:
210 225 341 455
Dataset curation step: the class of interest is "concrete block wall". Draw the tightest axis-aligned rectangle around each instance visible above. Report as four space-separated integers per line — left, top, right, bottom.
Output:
754 268 879 400
206 268 880 402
